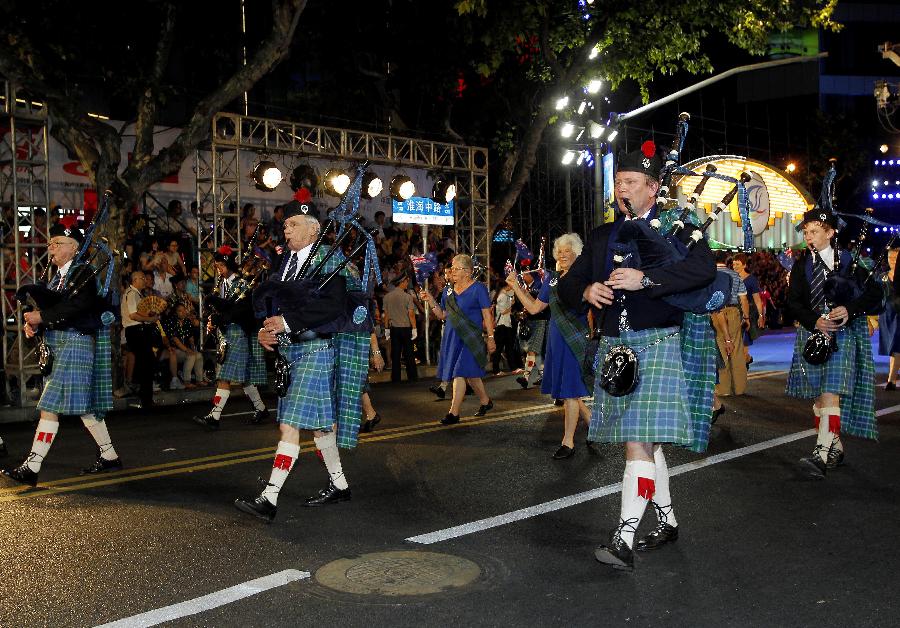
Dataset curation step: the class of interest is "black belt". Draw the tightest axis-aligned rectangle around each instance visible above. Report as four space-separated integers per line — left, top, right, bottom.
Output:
288 330 332 342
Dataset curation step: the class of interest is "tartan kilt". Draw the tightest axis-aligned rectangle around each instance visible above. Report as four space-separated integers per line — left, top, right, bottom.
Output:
680 313 717 453
91 326 114 418
334 331 370 449
276 338 335 431
589 326 694 446
217 324 267 385
523 319 547 354
37 329 94 416
786 317 877 440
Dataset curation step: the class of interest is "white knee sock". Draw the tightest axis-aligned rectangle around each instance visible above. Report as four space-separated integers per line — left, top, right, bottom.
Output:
81 414 118 460
314 431 348 490
26 419 59 473
0 435 4 446
261 441 300 506
618 459 656 548
243 385 266 411
652 445 677 528
817 405 842 460
209 388 230 420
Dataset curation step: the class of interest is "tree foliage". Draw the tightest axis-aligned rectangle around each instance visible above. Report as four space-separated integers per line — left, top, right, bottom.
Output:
455 0 840 229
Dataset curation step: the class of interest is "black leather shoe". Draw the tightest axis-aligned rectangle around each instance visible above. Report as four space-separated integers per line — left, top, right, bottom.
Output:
474 400 493 417
554 399 564 406
516 376 528 389
827 448 845 469
0 442 7 457
1 463 38 487
429 384 446 400
249 408 270 425
636 523 679 551
798 453 827 479
594 533 634 571
553 445 575 459
304 482 352 507
193 414 221 430
234 495 277 522
361 414 381 433
711 405 726 425
440 412 460 425
887 382 897 391
81 456 123 475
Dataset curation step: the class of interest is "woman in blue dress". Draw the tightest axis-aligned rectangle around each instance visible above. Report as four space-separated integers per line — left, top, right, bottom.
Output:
506 233 592 459
420 254 496 424
878 248 900 389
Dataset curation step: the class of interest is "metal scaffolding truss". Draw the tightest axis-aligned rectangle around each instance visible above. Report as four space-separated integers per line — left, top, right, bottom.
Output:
195 112 490 270
0 80 51 404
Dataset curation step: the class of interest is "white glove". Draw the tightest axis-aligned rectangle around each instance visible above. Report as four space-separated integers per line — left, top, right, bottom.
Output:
411 328 418 341
385 328 391 341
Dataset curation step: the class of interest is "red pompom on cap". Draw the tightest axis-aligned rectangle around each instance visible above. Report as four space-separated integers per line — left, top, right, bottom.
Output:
217 245 233 256
641 141 656 159
294 187 311 203
59 214 78 229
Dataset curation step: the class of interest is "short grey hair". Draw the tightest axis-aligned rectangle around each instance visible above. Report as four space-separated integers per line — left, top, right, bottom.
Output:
452 253 473 271
299 214 321 232
553 233 584 259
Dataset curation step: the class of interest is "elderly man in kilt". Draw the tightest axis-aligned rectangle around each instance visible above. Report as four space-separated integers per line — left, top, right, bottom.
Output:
234 198 352 522
2 220 122 487
786 208 881 479
193 246 269 430
559 142 717 571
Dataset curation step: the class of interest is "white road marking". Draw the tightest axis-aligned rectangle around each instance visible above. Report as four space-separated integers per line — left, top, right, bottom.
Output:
407 428 816 545
876 404 900 417
95 569 309 628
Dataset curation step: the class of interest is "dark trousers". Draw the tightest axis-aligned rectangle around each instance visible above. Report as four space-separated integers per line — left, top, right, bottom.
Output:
126 324 155 406
390 326 418 382
492 324 522 373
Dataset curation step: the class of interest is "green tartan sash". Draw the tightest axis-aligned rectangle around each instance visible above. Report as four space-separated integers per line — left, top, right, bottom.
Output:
445 290 487 369
549 280 593 389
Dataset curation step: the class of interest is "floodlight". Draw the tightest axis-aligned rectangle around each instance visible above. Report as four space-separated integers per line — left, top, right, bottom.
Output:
586 79 603 94
324 168 351 196
361 172 383 199
555 96 569 110
289 164 317 191
561 150 576 165
252 161 282 191
391 175 416 201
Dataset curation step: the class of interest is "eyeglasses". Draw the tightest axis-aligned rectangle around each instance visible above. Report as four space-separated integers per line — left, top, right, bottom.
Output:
48 240 72 248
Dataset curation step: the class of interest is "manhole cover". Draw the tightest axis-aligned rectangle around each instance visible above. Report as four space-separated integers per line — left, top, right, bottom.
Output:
316 551 481 596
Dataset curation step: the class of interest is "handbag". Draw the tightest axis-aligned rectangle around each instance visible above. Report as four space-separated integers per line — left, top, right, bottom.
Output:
598 344 640 397
802 329 834 365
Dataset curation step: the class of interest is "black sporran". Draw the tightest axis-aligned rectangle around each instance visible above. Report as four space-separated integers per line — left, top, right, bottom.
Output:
802 330 833 365
599 344 640 397
274 352 291 397
518 320 532 340
216 334 228 365
38 340 53 376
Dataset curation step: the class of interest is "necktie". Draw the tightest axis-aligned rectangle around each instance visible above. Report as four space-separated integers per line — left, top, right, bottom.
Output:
52 272 65 291
283 253 298 281
810 253 828 313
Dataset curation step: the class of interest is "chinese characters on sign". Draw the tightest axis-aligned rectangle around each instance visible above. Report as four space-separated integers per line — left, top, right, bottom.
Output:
391 196 455 225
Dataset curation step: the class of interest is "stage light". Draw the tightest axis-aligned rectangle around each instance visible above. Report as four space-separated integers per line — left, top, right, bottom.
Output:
577 101 588 115
588 121 605 139
361 172 383 199
323 168 351 196
432 177 457 204
881 144 889 153
555 96 569 110
589 46 599 60
390 175 416 201
606 129 619 142
586 79 603 94
561 122 575 138
252 161 282 191
290 165 318 191
786 162 796 174
561 150 576 165
576 152 585 166
873 180 879 187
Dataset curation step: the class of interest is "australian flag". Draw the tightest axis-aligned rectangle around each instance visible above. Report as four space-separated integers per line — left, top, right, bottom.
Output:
410 252 438 285
515 238 532 263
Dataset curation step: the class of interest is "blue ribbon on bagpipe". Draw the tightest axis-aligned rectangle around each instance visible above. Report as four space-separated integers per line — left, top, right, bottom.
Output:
74 192 117 300
672 165 754 252
329 163 382 292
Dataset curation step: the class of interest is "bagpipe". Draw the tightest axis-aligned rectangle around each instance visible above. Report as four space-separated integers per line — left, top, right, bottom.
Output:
609 113 753 315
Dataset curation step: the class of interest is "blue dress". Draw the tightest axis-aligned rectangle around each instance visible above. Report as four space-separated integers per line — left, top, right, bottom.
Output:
538 276 589 399
437 282 491 379
878 275 900 355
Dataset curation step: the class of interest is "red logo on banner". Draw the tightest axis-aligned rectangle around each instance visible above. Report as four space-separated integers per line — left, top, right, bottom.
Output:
62 161 90 178
273 454 293 470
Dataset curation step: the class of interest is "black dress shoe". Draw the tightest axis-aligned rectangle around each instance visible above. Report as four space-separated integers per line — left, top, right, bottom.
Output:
554 399 564 406
249 408 270 425
193 414 221 430
887 382 897 391
0 442 7 457
440 412 460 425
304 482 352 507
594 533 634 571
474 400 493 417
429 384 446 400
636 523 679 551
234 495 277 522
797 451 827 480
711 404 726 425
1 463 38 487
516 376 528 389
361 414 382 433
827 448 845 469
81 456 123 475
553 445 575 459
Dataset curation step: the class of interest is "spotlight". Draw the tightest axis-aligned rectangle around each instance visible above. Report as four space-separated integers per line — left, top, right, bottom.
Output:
324 168 351 196
289 165 317 191
561 122 576 138
555 96 569 111
588 120 605 139
577 101 588 115
606 129 619 142
786 162 796 174
390 175 416 201
561 150 576 165
586 79 603 94
361 172 383 199
881 144 889 154
588 46 599 60
432 177 457 204
252 160 282 191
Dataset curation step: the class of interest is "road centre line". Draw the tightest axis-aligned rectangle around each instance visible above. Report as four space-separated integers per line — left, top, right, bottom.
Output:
406 428 817 545
95 569 309 628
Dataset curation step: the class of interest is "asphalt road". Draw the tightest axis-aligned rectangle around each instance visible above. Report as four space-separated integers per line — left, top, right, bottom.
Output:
0 353 898 627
